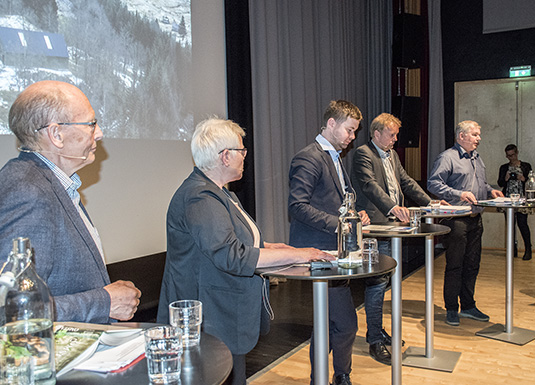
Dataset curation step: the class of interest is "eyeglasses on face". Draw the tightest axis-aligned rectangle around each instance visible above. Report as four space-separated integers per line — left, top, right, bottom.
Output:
218 147 247 156
35 119 98 133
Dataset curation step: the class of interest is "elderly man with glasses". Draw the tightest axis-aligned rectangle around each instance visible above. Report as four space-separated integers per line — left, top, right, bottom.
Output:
0 80 141 323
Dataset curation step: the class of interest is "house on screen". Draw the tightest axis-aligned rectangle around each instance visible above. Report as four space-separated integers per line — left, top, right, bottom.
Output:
0 26 69 68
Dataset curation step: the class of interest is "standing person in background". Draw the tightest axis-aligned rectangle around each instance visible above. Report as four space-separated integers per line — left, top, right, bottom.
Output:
0 80 141 323
351 113 441 364
158 118 332 385
428 120 503 326
288 100 371 385
497 144 532 260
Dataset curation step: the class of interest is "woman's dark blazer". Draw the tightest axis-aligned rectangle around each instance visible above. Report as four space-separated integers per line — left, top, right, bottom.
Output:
157 167 267 355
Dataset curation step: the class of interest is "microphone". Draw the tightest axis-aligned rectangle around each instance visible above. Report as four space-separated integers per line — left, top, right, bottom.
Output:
49 152 87 160
18 147 88 160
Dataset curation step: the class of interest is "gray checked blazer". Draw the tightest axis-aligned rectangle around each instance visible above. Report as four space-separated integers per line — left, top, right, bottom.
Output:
0 152 112 323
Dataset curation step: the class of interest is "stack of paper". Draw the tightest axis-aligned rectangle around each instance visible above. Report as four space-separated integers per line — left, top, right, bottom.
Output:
420 205 471 214
54 323 144 376
73 334 145 373
363 225 417 232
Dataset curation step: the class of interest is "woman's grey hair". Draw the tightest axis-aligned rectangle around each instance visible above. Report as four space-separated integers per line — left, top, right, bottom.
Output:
191 118 245 171
9 84 72 149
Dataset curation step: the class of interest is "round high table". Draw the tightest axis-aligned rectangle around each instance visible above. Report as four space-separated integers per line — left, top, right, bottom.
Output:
256 255 397 385
398 211 469 372
57 323 233 385
474 201 535 345
363 223 450 385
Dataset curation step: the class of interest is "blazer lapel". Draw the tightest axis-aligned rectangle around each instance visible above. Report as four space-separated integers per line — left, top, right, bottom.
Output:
315 142 345 198
37 163 110 281
368 143 390 193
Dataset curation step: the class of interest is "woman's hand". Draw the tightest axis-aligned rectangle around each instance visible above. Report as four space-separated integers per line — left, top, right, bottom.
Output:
264 242 294 249
301 248 336 261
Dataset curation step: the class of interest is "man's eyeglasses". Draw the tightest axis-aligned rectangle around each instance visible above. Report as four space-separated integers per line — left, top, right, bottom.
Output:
218 147 247 156
35 119 98 133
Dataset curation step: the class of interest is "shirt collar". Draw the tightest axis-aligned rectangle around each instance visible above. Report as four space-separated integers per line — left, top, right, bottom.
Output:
316 134 340 155
34 152 82 200
454 142 479 159
371 140 390 159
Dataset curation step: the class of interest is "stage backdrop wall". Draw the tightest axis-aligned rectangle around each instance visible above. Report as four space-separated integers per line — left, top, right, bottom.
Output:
0 0 227 263
455 77 535 250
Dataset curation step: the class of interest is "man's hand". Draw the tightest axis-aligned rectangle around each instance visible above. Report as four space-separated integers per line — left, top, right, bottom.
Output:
104 280 142 321
358 210 371 225
460 191 477 204
440 200 450 206
391 205 410 222
491 189 504 198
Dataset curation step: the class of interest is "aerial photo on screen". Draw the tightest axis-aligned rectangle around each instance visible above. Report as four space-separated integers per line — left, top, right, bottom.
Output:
0 0 192 140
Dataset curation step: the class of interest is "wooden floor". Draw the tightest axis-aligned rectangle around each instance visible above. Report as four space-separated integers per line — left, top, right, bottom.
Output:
248 249 535 384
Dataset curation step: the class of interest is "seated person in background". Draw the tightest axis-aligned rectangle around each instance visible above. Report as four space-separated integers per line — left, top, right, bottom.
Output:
0 80 141 323
497 144 532 260
157 118 331 385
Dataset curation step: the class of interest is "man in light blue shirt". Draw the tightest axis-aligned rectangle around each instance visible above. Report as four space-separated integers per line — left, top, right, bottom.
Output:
428 120 502 326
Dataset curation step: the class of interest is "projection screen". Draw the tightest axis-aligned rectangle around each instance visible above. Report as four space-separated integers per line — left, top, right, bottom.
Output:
0 0 227 263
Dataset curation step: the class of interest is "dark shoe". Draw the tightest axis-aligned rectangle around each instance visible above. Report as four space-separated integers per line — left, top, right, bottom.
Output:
446 310 460 326
369 342 391 365
459 307 490 322
331 373 352 385
523 249 532 260
380 328 405 347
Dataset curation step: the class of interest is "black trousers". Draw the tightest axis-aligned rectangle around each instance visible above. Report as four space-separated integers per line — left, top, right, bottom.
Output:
223 354 246 385
441 215 483 312
514 212 532 250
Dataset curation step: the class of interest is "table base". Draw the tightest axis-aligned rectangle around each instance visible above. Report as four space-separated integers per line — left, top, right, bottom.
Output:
402 346 461 372
475 324 535 345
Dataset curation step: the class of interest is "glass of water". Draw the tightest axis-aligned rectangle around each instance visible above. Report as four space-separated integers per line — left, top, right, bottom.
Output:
510 193 520 206
0 356 34 385
429 199 441 214
169 300 203 347
144 326 182 384
362 238 379 264
409 208 422 227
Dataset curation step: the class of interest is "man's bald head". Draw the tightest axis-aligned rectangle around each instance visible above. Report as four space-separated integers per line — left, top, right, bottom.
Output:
9 81 90 149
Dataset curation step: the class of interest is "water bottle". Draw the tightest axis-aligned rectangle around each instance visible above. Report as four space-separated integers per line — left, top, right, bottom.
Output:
526 170 535 203
337 192 362 268
0 237 56 384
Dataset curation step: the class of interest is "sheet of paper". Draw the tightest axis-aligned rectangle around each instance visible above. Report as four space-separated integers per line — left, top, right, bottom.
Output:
73 335 145 373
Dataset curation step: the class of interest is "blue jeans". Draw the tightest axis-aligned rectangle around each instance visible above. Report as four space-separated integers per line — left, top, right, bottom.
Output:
365 240 390 345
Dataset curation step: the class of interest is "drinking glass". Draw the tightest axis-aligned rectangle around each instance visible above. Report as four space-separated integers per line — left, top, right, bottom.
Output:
362 238 379 264
510 193 520 206
429 199 441 214
0 356 34 385
144 326 182 384
169 300 203 347
409 208 422 227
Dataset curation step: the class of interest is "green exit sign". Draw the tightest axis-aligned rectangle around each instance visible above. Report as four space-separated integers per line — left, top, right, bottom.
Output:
509 65 531 77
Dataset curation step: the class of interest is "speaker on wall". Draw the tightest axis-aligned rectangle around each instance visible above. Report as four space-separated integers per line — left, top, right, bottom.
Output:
393 13 424 68
393 96 421 148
